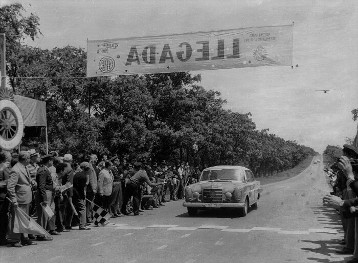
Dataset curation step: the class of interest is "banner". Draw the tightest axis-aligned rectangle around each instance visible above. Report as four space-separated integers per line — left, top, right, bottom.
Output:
87 24 293 77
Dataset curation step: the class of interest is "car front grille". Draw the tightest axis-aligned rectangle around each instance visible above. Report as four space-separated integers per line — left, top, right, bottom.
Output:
202 189 223 203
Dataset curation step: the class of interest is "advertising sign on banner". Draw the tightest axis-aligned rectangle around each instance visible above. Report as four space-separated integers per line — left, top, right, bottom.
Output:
87 24 293 77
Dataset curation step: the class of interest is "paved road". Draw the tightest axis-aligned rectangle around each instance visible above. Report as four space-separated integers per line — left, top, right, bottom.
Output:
0 156 350 263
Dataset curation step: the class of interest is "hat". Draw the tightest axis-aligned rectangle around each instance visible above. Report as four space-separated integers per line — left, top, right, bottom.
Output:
133 162 142 168
343 144 358 156
80 162 90 170
41 154 54 163
63 154 73 162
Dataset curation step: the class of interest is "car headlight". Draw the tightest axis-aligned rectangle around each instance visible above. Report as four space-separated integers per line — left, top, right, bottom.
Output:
185 188 193 201
225 192 232 200
232 188 241 202
193 192 200 201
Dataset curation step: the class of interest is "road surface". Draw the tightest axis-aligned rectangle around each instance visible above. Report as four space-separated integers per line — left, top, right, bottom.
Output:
0 156 349 263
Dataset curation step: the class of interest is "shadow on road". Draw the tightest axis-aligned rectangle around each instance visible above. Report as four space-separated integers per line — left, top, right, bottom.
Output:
176 207 256 218
301 204 348 263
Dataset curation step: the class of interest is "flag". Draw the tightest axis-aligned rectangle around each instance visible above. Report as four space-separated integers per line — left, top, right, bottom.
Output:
11 206 50 237
92 204 110 226
42 203 55 218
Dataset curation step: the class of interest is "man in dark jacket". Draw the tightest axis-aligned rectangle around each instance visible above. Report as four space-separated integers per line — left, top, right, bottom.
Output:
73 162 91 230
36 154 58 240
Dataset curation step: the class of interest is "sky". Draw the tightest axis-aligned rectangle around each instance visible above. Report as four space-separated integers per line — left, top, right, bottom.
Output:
2 0 358 153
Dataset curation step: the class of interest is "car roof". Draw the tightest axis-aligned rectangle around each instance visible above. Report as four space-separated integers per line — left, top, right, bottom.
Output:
203 165 250 171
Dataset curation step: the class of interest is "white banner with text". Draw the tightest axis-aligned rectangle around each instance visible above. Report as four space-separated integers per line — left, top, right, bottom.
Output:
87 24 293 77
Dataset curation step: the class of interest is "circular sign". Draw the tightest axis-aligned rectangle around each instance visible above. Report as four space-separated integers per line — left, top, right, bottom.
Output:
98 56 115 73
0 100 24 150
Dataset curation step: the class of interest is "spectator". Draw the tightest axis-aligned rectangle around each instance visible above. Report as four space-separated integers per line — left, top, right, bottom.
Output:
0 151 11 246
7 151 37 247
109 157 123 217
62 155 75 230
98 161 114 213
323 144 358 262
54 162 71 233
123 162 162 216
35 154 58 240
72 162 91 230
87 154 98 224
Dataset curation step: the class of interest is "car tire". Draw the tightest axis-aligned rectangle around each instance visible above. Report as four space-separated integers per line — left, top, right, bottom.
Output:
187 207 198 216
251 202 258 210
240 197 249 217
0 99 24 150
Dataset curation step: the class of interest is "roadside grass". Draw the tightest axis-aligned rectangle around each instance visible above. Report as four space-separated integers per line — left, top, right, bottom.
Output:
258 155 315 186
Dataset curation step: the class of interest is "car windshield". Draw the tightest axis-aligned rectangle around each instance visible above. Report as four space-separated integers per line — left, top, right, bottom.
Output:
200 169 244 182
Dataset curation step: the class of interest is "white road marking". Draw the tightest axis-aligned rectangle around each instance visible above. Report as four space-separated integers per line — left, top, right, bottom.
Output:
251 227 281 231
181 234 191 238
123 233 133 236
185 259 196 263
91 242 105 247
126 260 137 263
157 245 168 250
198 225 228 230
115 226 146 230
147 224 178 228
221 228 251 233
277 230 310 235
309 228 338 234
167 227 198 231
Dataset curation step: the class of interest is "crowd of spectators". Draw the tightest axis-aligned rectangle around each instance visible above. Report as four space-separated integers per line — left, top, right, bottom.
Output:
323 144 358 263
0 150 201 247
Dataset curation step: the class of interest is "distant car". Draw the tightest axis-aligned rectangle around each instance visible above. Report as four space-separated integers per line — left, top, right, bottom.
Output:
183 166 262 216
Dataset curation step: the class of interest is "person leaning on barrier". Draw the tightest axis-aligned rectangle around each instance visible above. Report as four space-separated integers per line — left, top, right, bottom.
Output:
123 162 163 216
323 144 358 263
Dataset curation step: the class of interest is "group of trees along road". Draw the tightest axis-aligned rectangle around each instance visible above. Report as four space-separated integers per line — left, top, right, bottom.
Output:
0 3 317 175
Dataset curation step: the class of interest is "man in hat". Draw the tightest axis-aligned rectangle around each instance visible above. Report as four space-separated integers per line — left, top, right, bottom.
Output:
27 151 40 217
72 162 91 230
7 151 37 247
123 162 162 216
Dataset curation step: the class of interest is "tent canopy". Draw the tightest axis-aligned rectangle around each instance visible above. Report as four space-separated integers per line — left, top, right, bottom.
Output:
14 95 47 127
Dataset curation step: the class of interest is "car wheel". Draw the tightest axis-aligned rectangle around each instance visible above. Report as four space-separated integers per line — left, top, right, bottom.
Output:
251 202 258 210
0 100 24 150
187 207 198 216
240 197 249 217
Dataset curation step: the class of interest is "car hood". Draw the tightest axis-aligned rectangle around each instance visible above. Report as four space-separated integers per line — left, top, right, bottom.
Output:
187 180 245 193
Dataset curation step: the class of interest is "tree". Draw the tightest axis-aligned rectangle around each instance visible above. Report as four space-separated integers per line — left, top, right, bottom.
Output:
0 3 41 91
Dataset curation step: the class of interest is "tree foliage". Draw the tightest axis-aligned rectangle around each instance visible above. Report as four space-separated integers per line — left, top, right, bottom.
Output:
1 3 316 175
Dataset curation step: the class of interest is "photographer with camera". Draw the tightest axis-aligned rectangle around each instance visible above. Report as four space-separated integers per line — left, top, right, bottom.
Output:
323 144 358 263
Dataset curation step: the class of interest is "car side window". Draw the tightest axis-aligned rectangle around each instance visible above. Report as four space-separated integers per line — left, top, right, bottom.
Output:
245 170 253 182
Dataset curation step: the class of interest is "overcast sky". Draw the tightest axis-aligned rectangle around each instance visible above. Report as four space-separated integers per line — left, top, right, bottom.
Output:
3 0 358 153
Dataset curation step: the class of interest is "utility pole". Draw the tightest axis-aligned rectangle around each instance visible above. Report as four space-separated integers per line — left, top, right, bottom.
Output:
0 33 5 89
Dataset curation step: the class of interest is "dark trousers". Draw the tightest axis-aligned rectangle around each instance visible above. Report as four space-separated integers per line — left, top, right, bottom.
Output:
86 191 95 223
0 192 9 241
73 197 86 228
54 195 64 231
123 182 140 214
109 182 122 214
36 190 55 232
63 196 74 228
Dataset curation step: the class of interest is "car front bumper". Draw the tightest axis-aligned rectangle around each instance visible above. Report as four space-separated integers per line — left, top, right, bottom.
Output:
183 202 246 208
